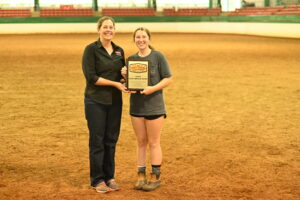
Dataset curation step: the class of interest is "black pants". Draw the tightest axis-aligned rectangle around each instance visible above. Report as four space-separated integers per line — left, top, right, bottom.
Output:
84 97 122 187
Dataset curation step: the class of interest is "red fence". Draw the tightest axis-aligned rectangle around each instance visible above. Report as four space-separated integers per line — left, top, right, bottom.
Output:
40 8 93 17
0 9 31 17
102 8 155 16
229 6 300 16
164 8 221 16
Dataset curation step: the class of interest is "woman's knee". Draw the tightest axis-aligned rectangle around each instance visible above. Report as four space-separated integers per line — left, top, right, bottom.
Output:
137 139 147 148
148 141 160 149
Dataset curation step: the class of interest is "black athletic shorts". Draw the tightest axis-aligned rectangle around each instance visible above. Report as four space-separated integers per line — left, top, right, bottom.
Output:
130 114 167 120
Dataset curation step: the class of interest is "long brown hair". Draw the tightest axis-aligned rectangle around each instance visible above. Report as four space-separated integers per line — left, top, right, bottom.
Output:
97 16 115 30
133 27 154 50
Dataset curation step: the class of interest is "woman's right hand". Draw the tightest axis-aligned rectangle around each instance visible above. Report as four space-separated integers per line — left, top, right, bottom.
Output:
115 82 129 93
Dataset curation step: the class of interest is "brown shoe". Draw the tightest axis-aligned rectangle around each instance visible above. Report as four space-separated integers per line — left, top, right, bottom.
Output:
142 173 161 191
107 179 120 191
94 181 111 193
134 172 147 190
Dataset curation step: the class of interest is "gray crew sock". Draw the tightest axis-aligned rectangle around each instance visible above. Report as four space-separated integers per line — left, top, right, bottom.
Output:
138 166 146 174
151 165 161 178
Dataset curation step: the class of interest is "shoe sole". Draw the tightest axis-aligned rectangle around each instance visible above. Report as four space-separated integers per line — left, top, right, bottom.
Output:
96 189 111 193
94 187 112 193
134 186 143 190
110 188 121 191
142 187 160 191
142 185 160 191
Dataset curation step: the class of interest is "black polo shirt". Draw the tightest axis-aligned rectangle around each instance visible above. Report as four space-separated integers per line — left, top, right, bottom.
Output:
82 39 125 105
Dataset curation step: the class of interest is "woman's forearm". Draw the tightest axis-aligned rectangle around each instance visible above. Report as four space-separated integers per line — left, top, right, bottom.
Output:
95 77 118 87
152 76 173 92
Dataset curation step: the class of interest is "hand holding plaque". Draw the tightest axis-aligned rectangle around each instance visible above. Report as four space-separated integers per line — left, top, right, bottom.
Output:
126 59 150 91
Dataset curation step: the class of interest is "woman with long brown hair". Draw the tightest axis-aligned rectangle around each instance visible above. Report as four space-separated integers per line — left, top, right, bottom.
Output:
122 27 173 191
82 16 127 193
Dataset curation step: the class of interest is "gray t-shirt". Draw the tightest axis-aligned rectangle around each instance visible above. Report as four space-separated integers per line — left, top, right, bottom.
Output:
128 50 172 116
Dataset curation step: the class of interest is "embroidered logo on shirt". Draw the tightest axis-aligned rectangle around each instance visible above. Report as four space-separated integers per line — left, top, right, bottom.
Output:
115 51 121 56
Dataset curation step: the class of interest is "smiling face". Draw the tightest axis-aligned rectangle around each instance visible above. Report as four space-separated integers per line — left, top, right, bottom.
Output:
98 19 115 42
134 30 150 51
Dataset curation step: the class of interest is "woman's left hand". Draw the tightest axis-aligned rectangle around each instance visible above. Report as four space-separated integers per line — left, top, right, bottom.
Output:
140 86 155 95
121 66 127 78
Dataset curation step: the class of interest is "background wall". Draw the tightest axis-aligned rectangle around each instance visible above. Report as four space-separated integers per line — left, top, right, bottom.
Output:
1 21 300 38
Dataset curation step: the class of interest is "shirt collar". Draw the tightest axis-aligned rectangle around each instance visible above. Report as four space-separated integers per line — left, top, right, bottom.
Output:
96 38 118 50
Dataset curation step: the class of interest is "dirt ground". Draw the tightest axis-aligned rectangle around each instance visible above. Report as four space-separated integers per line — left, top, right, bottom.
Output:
0 33 299 200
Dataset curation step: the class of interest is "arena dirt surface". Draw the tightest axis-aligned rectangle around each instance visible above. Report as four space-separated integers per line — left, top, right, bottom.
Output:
0 33 299 200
